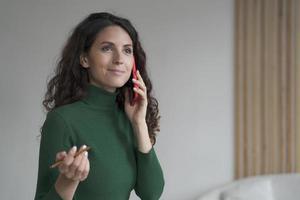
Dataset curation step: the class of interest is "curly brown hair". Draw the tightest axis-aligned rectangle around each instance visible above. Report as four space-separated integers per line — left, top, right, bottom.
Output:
42 12 160 145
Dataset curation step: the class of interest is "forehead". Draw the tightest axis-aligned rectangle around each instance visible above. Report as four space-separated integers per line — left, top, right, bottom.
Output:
94 25 133 45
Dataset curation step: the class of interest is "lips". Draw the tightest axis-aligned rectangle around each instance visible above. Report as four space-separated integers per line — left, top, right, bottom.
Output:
108 69 125 75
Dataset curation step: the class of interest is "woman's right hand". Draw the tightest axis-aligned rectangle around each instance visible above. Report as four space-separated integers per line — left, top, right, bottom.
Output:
54 145 90 200
56 145 90 182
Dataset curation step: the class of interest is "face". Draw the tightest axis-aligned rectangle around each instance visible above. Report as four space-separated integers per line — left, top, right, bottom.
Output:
80 25 134 93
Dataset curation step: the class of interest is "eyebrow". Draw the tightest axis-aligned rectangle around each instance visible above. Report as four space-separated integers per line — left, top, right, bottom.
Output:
98 41 132 47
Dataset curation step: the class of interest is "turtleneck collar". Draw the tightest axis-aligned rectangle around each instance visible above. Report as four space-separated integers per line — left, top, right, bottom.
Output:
82 84 119 109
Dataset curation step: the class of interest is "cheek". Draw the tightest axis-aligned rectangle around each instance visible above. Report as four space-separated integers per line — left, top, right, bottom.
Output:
87 66 106 82
124 69 132 82
91 52 111 67
126 64 133 77
90 58 110 74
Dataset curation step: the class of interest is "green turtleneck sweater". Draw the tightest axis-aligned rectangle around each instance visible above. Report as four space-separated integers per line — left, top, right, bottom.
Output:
34 84 164 200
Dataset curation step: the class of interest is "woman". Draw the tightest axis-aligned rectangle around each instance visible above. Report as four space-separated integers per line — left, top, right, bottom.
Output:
34 12 164 200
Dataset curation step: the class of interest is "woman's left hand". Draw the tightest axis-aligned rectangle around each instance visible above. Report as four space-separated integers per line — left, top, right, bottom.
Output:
124 70 147 125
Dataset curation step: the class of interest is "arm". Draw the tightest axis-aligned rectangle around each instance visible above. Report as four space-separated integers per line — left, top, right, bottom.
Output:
132 121 165 200
34 110 79 200
124 70 165 199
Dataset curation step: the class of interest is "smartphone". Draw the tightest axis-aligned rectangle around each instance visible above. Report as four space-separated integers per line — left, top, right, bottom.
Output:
130 59 139 105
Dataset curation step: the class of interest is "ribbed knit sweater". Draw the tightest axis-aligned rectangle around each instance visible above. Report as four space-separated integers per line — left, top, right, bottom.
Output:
34 84 164 200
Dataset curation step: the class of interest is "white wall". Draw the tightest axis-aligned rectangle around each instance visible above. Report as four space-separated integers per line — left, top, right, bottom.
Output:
0 0 234 199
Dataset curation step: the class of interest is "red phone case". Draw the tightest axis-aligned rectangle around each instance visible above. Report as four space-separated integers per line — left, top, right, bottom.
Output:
131 59 139 105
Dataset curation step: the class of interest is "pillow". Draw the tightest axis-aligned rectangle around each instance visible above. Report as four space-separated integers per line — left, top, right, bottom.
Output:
220 180 274 200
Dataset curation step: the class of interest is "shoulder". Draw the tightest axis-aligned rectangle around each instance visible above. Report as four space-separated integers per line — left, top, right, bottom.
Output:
49 101 84 119
42 102 84 138
43 101 84 129
41 104 81 153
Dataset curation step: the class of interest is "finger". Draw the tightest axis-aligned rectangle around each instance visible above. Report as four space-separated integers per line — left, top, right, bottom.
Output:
69 145 87 174
59 146 77 174
56 151 67 161
67 153 84 179
56 151 67 174
136 70 146 87
65 146 77 165
80 157 90 181
75 151 88 181
132 78 147 92
73 153 87 180
133 87 147 99
67 145 86 179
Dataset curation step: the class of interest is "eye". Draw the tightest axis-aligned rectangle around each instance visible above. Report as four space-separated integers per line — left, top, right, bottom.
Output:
101 45 112 52
124 48 132 54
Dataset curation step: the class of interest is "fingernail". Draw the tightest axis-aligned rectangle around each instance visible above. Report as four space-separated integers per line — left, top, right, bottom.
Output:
82 145 87 149
72 146 77 152
84 151 88 157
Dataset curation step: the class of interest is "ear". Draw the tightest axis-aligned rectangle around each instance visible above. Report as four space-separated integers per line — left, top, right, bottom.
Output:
80 54 89 68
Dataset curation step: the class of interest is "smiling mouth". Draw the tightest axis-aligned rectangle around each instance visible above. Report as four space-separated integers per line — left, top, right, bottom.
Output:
108 69 125 75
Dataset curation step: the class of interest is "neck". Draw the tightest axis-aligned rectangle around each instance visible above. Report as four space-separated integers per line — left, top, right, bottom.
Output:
82 83 119 109
89 81 116 93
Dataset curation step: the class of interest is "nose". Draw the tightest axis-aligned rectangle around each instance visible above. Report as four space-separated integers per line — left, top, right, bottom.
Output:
112 50 124 65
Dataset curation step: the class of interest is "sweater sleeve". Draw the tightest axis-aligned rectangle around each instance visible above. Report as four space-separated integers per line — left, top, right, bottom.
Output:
134 146 165 200
34 110 75 200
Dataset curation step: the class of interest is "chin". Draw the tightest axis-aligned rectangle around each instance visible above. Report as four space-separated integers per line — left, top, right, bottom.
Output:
110 80 128 88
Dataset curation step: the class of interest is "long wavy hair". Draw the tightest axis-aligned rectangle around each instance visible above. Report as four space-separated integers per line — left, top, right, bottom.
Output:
43 12 160 145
